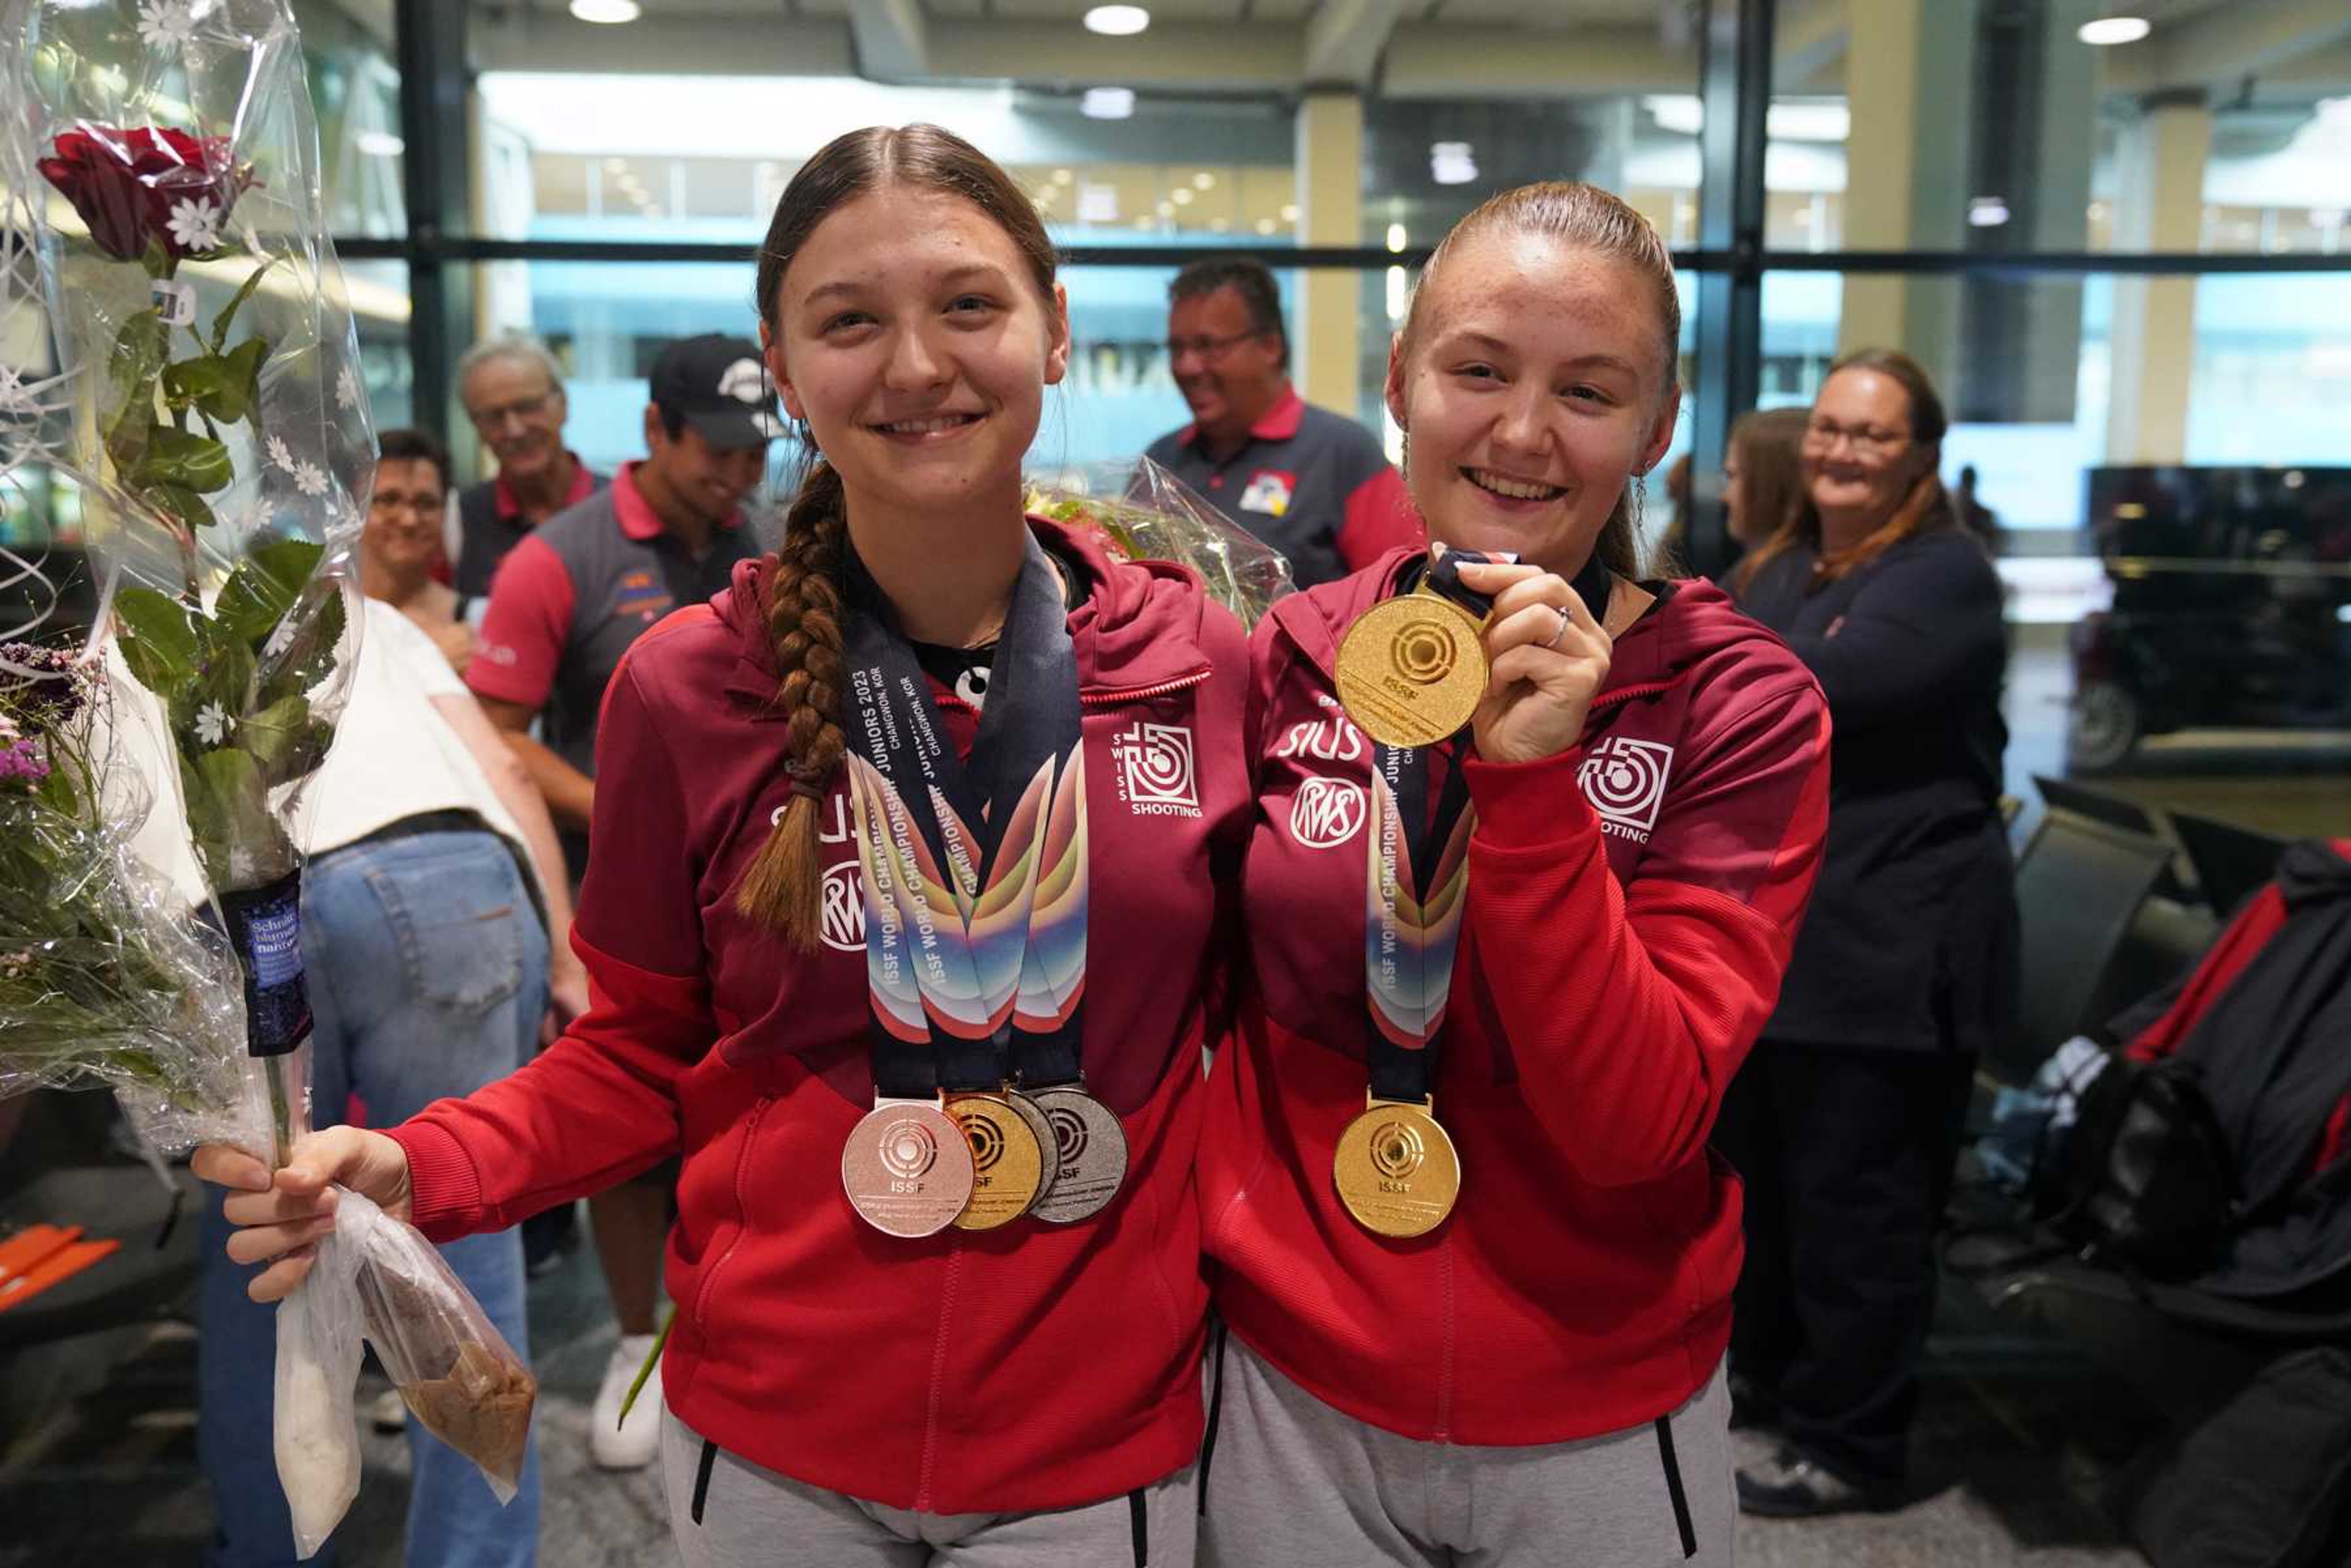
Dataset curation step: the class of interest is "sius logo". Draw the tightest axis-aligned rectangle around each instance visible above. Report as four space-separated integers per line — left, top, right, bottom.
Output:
819 861 864 953
1578 736 1674 843
1274 716 1364 762
1111 722 1200 817
1289 777 1367 849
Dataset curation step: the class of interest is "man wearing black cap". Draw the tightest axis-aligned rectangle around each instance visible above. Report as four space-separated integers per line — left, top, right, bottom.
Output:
465 332 778 1470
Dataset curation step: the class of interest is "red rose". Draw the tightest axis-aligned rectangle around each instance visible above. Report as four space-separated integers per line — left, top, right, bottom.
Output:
37 125 248 263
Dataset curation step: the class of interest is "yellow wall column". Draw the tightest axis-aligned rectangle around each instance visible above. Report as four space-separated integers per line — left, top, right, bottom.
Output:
1295 90 1364 414
1837 0 1976 376
2105 94 2210 463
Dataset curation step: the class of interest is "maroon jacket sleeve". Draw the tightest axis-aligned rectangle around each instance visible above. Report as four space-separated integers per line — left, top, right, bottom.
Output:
1336 467 1421 573
387 639 712 1240
1459 678 1831 1188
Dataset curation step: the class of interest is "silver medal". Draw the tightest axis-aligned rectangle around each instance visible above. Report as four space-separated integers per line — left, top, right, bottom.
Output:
1024 1085 1129 1224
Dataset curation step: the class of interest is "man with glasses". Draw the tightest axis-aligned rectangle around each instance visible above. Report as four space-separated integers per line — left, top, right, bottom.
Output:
449 334 610 608
1145 257 1417 589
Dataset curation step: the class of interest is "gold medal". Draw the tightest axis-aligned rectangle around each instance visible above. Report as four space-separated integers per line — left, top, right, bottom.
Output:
946 1090 1045 1230
1333 1094 1461 1238
1334 590 1488 749
841 1097 976 1238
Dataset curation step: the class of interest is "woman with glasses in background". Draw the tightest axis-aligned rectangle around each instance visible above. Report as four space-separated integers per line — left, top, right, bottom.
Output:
1717 348 2018 1518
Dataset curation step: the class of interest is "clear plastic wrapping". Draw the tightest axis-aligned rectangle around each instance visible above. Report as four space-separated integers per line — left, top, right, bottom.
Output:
6 0 374 1158
0 634 273 1157
1028 456 1295 629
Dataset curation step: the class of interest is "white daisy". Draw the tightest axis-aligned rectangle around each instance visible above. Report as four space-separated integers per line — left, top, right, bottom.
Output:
334 365 359 412
228 845 257 885
267 434 296 475
165 196 222 254
195 700 234 746
293 461 329 497
136 0 198 52
263 617 297 660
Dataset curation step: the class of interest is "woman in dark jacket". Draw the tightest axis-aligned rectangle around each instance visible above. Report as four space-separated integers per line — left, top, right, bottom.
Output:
1718 348 2018 1517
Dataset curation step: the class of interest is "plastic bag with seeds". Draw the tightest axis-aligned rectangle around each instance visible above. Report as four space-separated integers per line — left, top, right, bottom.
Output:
272 1188 536 1556
343 1189 538 1502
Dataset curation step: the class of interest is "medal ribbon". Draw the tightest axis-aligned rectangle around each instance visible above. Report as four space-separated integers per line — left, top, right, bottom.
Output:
841 532 1089 1098
1359 547 1612 1100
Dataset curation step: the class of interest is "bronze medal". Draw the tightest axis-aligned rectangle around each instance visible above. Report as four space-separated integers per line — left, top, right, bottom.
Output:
1024 1084 1130 1225
1000 1088 1061 1213
841 1097 976 1238
946 1090 1045 1230
1334 589 1489 749
1333 1095 1461 1238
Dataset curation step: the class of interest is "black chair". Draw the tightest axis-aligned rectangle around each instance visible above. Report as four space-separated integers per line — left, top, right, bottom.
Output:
2032 773 2163 838
2168 809 2290 918
2003 807 2177 1086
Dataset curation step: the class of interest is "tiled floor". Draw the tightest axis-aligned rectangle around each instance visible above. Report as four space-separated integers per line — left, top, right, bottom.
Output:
0 1222 2159 1568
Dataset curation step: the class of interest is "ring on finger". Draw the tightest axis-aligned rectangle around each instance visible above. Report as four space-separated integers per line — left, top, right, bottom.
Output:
1544 607 1573 649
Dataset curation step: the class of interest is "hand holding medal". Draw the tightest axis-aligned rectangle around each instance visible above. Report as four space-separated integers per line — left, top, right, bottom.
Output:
1446 557 1614 767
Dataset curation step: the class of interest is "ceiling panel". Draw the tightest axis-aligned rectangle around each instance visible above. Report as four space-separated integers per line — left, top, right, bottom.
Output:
990 0 1253 19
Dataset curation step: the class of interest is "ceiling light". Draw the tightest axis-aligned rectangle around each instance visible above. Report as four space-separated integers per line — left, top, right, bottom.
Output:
1386 222 1407 252
1053 168 1075 186
1278 203 1298 222
1084 5 1151 36
1157 200 1176 218
2077 15 2150 45
569 0 641 23
1171 188 1193 205
1077 184 1119 222
1082 87 1136 120
603 156 627 173
1430 142 1478 186
356 130 405 157
1192 172 1214 190
1968 195 2011 226
1256 218 1276 235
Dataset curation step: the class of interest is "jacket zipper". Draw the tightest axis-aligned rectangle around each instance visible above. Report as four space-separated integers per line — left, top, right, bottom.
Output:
1079 666 1213 705
692 1095 773 1333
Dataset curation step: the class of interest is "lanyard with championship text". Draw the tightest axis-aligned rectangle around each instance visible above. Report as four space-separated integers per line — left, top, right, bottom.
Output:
1336 548 1610 1238
835 531 1122 1239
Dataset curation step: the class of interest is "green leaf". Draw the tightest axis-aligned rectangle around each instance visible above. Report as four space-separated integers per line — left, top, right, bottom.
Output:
180 747 280 890
209 257 279 356
162 337 272 426
112 587 202 695
197 639 257 723
129 428 234 494
109 310 170 403
215 538 325 648
241 693 333 787
148 483 218 532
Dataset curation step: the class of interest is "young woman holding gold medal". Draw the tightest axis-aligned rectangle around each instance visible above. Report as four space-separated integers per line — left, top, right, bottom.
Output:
195 125 1249 1565
1195 184 1833 1566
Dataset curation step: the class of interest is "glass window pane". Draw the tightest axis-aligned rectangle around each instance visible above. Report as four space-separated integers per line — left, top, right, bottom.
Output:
295 0 404 239
1766 0 2351 256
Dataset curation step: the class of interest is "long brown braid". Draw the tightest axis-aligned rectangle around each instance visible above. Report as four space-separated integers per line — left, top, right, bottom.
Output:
733 462 850 945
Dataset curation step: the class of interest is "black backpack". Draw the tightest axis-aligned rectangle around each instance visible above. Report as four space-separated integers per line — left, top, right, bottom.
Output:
2035 1052 2240 1280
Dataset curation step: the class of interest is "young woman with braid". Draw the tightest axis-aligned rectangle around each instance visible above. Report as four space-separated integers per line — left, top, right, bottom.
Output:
195 124 1251 1566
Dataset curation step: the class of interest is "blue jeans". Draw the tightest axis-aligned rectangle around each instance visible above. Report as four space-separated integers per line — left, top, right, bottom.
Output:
200 827 548 1567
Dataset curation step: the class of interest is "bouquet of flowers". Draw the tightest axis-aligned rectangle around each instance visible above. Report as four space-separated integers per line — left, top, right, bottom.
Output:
6 0 373 1159
0 631 265 1155
1027 455 1294 629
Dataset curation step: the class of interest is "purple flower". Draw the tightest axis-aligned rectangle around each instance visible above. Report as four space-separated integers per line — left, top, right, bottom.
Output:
0 738 50 786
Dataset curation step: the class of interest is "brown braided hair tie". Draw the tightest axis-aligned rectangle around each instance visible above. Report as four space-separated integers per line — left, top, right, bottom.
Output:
785 761 826 801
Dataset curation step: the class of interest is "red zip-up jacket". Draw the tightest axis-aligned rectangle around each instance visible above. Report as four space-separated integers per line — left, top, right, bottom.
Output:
1199 553 1831 1445
384 521 1250 1513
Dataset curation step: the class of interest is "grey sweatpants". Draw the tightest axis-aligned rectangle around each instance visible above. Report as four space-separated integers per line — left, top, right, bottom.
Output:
659 1409 1198 1567
1198 1335 1735 1568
